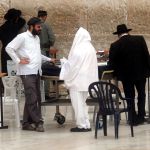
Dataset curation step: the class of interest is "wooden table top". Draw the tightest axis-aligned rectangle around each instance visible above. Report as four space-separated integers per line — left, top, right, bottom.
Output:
41 75 59 80
0 73 7 78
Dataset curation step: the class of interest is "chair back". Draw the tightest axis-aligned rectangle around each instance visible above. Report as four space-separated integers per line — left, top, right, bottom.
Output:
101 70 114 81
2 76 18 99
89 81 122 115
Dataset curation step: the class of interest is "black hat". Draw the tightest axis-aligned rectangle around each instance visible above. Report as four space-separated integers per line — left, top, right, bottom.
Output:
27 17 41 26
4 8 21 20
113 24 132 35
38 10 47 17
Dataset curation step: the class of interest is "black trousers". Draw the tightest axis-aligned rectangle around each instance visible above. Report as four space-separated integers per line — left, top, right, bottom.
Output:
122 78 146 120
20 74 42 125
1 50 11 73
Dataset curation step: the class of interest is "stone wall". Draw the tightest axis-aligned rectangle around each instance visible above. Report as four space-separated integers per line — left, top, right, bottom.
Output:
0 0 150 58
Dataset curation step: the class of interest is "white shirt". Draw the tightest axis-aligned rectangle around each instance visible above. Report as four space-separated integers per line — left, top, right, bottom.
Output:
59 27 98 91
6 30 51 75
119 33 128 38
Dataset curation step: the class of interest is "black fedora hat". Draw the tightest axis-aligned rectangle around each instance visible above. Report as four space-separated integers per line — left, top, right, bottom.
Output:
4 8 21 20
113 24 132 35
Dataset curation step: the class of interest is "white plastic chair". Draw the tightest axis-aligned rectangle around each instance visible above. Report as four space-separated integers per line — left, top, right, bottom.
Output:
2 76 20 127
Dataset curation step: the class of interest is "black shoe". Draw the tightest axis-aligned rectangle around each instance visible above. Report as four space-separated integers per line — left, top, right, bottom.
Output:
128 120 139 126
22 124 36 131
129 118 146 126
146 118 150 124
70 127 91 132
137 118 146 125
36 123 45 132
132 121 139 126
87 128 92 131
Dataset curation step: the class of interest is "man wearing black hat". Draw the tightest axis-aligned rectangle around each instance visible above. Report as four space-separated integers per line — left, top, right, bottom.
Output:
108 24 150 125
0 8 26 73
6 17 55 132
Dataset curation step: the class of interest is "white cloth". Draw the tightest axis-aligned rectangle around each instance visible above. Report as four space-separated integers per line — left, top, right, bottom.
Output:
6 30 51 75
70 90 90 129
59 27 98 91
60 57 67 66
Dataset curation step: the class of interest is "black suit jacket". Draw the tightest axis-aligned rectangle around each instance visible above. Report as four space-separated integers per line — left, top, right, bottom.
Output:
108 35 150 81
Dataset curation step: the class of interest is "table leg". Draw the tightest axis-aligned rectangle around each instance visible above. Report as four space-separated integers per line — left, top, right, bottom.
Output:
0 78 8 129
147 78 150 118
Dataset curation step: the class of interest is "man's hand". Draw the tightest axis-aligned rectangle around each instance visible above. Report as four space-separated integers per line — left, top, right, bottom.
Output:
19 58 30 64
49 47 58 55
60 57 67 65
50 58 56 63
104 49 109 55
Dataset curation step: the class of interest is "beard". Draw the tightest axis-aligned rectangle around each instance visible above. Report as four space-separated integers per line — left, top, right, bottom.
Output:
32 29 41 35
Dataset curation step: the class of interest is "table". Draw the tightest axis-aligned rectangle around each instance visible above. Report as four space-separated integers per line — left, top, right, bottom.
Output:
42 63 150 122
0 73 8 129
98 61 111 79
41 75 98 125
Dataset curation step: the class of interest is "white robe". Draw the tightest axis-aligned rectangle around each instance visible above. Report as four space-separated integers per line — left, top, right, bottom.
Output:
59 27 98 91
59 27 98 129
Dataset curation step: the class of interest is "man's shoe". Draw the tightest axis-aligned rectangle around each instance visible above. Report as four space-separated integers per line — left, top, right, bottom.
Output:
128 120 139 126
36 124 45 132
146 118 150 124
137 118 146 125
132 121 139 126
129 118 146 126
70 127 91 132
87 128 92 131
22 124 36 131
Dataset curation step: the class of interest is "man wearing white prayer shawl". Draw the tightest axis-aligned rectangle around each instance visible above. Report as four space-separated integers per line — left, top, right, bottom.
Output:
59 27 98 132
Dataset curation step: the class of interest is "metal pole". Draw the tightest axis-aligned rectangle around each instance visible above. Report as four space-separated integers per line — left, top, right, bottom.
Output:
148 78 150 118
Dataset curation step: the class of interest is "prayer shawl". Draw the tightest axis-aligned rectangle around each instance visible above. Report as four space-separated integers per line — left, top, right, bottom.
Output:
59 27 98 91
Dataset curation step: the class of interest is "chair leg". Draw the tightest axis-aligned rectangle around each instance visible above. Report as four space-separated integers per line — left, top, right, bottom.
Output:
95 113 99 139
41 106 46 116
93 106 97 124
114 113 120 139
14 99 20 128
122 100 128 123
102 115 107 136
129 110 134 137
130 124 134 137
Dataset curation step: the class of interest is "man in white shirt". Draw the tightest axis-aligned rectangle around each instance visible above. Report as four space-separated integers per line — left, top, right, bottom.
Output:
6 17 55 132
